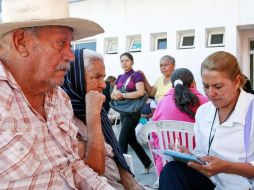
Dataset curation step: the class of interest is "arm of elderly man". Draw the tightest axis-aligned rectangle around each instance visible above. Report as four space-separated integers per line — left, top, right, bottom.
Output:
0 76 114 190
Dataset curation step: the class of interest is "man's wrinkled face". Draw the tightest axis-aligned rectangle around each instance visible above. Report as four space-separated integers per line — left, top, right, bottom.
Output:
28 26 74 92
85 59 106 93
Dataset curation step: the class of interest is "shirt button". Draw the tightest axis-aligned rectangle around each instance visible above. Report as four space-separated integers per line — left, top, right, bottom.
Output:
20 146 24 152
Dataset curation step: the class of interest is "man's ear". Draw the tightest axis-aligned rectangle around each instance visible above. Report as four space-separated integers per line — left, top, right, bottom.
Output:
12 29 29 57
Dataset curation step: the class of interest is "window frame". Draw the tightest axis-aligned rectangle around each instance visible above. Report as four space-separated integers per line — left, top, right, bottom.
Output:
207 32 225 47
129 38 141 52
156 37 167 50
107 40 118 54
179 34 195 49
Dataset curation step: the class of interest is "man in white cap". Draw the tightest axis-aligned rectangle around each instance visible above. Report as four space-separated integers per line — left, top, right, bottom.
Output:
0 0 116 189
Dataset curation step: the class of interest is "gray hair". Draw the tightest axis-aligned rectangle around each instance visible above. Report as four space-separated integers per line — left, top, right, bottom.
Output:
0 31 13 64
160 55 175 65
83 49 104 67
0 27 39 64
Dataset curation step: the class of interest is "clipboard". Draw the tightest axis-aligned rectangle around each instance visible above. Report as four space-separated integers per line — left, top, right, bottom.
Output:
151 149 206 165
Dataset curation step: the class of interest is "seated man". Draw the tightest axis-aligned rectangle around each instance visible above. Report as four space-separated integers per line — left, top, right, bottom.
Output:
0 0 114 189
62 48 144 190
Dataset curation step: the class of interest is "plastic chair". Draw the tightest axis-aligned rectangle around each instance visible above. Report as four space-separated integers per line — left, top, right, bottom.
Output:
140 120 195 185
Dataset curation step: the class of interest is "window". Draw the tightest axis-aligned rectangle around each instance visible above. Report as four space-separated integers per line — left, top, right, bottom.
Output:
107 40 118 54
180 35 195 48
250 40 254 51
150 32 167 51
208 33 224 47
206 27 225 47
177 30 195 49
129 39 141 52
104 37 118 54
126 35 141 52
157 38 167 50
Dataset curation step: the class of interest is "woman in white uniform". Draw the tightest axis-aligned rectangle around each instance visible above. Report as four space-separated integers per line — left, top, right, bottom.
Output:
159 51 254 190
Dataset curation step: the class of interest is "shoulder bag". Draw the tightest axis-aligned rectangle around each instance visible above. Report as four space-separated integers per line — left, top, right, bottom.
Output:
110 72 147 114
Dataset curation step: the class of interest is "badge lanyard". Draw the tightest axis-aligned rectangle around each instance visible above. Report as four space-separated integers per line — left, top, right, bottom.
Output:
207 105 236 156
207 108 218 156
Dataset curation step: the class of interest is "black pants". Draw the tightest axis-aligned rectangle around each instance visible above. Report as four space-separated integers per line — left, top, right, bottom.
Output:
159 161 215 190
119 113 151 168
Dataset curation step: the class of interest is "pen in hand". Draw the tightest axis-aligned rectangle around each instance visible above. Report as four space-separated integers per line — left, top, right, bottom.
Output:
174 137 180 152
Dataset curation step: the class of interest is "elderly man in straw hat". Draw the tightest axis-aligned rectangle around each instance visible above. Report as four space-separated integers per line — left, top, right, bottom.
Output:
0 0 117 189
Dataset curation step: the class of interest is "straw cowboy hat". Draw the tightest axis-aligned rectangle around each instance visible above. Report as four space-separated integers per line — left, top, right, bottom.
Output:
0 0 104 40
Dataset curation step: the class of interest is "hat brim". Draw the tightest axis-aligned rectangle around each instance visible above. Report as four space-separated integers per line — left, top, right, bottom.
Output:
0 17 104 40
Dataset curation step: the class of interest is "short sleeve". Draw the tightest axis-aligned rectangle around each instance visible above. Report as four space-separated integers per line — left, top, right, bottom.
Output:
115 74 122 85
132 72 144 83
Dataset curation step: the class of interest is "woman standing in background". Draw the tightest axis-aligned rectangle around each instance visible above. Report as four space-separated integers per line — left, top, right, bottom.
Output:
111 52 152 174
142 55 175 102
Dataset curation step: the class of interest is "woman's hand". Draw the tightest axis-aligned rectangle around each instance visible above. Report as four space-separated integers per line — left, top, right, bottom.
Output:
84 90 106 175
168 143 191 154
86 90 105 115
112 89 124 100
188 156 227 177
178 145 191 154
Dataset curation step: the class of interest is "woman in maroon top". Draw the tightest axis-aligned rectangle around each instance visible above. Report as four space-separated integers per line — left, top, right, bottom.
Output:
111 52 152 174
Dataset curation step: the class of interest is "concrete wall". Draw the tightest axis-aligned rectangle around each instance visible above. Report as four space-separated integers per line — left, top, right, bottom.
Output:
69 0 254 92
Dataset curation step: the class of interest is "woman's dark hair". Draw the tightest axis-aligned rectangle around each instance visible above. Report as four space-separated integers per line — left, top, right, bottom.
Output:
242 75 254 94
120 52 134 62
171 68 199 118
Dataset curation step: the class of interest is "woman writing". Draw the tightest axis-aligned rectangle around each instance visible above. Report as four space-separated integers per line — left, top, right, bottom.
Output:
111 52 152 174
152 68 208 176
159 51 254 190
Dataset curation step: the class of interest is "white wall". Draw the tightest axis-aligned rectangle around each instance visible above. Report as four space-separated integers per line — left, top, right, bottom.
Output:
69 0 254 92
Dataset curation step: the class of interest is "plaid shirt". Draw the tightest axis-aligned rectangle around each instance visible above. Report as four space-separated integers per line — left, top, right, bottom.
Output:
0 63 114 190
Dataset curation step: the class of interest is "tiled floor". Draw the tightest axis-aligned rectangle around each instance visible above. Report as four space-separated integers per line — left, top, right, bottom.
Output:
128 143 158 189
